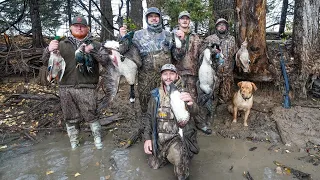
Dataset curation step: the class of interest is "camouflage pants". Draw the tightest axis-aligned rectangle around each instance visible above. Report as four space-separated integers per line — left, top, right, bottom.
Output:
138 71 161 113
217 73 234 103
181 75 209 128
59 87 97 124
148 137 190 178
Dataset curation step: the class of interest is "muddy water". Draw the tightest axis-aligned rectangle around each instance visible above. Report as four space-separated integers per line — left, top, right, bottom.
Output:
0 132 319 180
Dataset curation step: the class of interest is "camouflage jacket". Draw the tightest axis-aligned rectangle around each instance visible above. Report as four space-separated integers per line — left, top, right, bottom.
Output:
124 28 186 72
199 34 238 75
42 34 103 88
143 83 199 156
172 28 201 76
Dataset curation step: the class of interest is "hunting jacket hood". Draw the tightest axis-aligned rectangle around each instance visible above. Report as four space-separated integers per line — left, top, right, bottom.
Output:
128 28 186 72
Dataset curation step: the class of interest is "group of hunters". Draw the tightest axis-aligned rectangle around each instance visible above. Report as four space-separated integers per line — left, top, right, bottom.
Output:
43 7 238 180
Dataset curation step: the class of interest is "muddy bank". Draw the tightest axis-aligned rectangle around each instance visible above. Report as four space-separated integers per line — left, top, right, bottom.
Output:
210 81 320 151
272 106 320 148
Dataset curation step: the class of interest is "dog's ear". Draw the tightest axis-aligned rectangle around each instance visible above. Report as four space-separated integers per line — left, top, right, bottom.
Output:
251 82 258 91
237 81 243 87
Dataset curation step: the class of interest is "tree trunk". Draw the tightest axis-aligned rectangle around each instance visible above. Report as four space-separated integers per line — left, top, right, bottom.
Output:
279 0 288 37
129 0 143 29
292 0 320 97
67 0 72 26
88 0 92 31
194 22 198 33
212 0 235 21
146 0 157 8
29 0 45 48
100 0 114 41
235 0 271 79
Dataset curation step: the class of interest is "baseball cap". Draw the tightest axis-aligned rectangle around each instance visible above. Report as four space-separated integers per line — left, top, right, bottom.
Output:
71 16 88 26
160 64 177 73
178 11 190 19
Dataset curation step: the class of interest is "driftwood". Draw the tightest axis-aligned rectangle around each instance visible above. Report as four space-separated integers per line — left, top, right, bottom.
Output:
99 114 123 126
0 48 44 77
0 134 21 145
243 171 254 180
123 127 144 148
23 131 38 143
3 93 59 103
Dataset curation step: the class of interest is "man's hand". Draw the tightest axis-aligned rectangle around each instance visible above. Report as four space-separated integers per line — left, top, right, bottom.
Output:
48 40 59 52
144 140 153 154
175 30 185 40
180 92 193 106
119 25 127 37
84 44 94 53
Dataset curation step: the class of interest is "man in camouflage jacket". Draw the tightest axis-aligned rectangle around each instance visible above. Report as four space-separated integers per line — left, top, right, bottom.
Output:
143 64 199 180
199 18 238 105
119 7 186 115
172 11 212 134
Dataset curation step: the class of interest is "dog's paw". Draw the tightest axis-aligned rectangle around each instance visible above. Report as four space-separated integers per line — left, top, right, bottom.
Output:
232 119 237 123
243 123 248 127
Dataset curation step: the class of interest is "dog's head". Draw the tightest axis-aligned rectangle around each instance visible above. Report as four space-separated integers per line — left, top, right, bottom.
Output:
237 81 257 99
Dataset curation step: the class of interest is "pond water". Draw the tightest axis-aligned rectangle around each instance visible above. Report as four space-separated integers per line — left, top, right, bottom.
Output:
0 132 318 180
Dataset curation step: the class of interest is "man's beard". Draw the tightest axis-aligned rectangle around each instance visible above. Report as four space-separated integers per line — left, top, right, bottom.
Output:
72 31 88 39
217 29 226 34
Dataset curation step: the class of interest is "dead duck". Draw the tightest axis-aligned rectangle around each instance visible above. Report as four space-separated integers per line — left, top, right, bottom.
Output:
199 48 217 95
236 38 251 73
98 40 138 110
169 82 190 137
47 50 66 83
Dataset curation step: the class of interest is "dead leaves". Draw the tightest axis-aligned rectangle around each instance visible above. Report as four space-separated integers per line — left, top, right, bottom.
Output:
46 170 54 175
0 82 61 133
74 172 81 177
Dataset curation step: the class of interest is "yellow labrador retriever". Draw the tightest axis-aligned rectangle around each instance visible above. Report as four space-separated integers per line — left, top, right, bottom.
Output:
228 81 257 126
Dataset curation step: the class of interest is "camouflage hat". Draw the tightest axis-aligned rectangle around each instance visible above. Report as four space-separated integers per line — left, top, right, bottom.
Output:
215 18 228 27
71 16 88 26
161 64 177 73
178 11 190 19
145 7 161 18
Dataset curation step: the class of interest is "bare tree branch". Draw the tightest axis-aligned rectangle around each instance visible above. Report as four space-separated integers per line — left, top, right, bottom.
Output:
0 0 26 33
12 25 32 36
89 0 119 31
0 0 11 6
266 22 280 29
78 0 116 38
117 0 124 26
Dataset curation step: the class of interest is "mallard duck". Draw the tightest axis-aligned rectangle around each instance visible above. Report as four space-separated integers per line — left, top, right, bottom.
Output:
47 50 66 82
75 44 85 73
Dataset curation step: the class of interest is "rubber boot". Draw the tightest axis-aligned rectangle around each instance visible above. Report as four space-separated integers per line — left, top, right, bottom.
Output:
66 123 80 149
89 121 103 149
194 115 212 135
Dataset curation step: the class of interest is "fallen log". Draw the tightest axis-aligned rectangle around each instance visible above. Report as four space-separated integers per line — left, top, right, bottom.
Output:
123 127 144 148
99 114 122 126
3 93 59 103
23 131 38 144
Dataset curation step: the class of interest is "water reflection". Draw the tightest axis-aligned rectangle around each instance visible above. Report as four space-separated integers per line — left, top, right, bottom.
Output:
0 133 319 180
